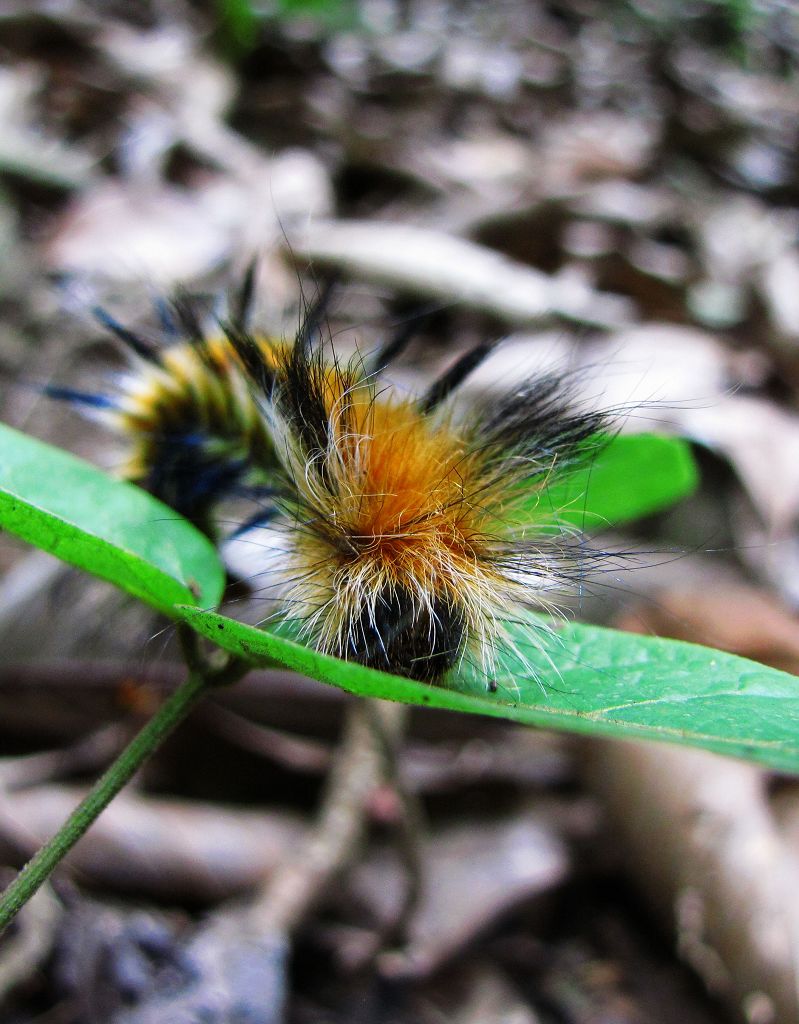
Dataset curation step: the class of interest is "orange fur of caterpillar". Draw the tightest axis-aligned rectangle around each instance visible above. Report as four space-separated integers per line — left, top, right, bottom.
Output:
283 393 522 675
232 335 600 684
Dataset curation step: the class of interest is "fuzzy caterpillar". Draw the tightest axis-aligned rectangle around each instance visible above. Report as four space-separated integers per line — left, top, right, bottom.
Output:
53 278 609 685
223 315 608 684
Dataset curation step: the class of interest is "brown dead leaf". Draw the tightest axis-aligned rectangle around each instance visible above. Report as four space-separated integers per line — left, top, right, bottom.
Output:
616 583 799 675
606 584 799 1020
540 112 658 190
0 64 96 189
293 220 635 328
685 398 799 535
46 148 332 285
0 785 302 902
585 740 799 1024
353 814 568 979
46 179 235 284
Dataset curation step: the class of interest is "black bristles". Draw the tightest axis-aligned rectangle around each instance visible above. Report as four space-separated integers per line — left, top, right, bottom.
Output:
366 314 424 376
295 278 337 355
171 289 224 374
143 437 250 527
283 341 331 458
223 324 276 395
229 504 280 539
43 384 119 410
233 258 258 330
419 341 495 413
478 372 609 471
170 290 207 348
93 306 161 364
153 296 179 337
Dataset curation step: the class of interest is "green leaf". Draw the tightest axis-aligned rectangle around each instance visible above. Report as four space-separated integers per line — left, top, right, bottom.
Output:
0 423 225 615
220 0 359 38
274 0 359 27
215 0 258 52
532 433 698 531
177 604 799 775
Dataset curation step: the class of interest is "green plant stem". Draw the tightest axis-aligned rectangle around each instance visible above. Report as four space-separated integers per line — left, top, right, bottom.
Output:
0 665 216 935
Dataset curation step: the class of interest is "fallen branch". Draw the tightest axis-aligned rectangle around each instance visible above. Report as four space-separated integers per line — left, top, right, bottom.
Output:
248 697 410 937
292 220 635 329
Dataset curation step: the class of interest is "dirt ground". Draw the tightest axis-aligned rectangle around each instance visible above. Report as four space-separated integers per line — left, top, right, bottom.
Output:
2 2 799 1021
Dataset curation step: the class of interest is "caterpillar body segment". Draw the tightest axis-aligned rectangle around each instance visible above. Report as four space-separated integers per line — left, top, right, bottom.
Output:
52 280 609 686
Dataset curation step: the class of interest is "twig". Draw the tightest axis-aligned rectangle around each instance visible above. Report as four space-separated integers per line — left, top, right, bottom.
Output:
0 783 302 901
200 701 331 773
585 740 799 1023
0 882 61 999
0 722 128 792
362 698 425 950
248 697 409 936
292 220 635 329
0 629 248 935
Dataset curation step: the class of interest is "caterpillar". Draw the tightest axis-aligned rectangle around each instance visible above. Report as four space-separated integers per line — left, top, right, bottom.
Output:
51 276 609 685
223 312 608 684
45 267 307 532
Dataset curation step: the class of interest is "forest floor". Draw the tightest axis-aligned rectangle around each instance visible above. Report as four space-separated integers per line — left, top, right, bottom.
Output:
2 2 799 1022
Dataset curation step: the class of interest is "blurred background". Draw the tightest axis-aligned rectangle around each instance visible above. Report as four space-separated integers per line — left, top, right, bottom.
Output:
2 1 799 1022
